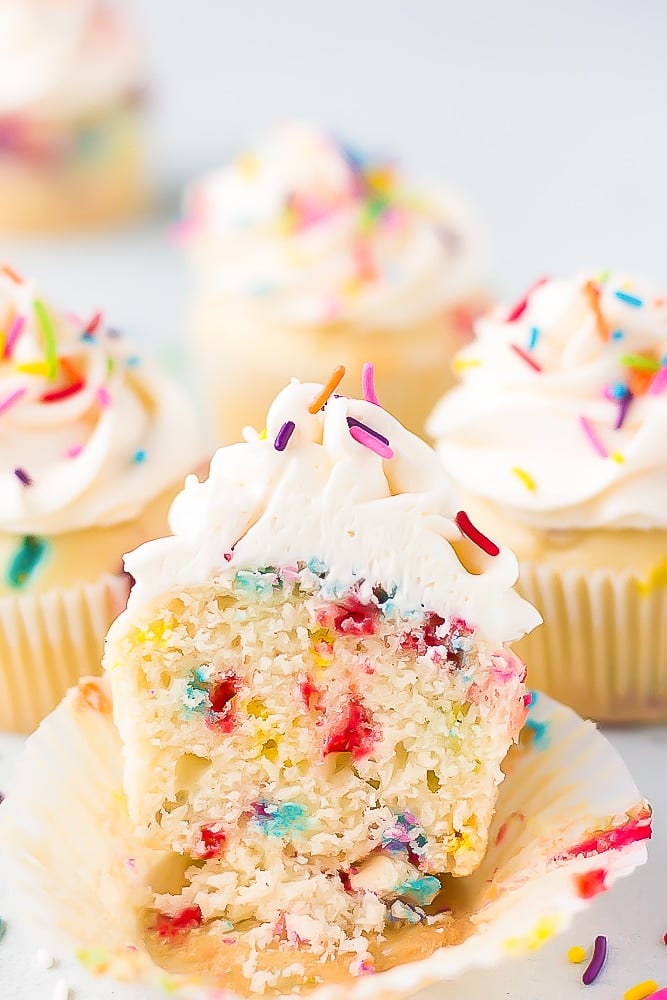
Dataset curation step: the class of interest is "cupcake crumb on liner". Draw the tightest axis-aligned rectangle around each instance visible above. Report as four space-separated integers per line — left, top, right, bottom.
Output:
0 678 651 999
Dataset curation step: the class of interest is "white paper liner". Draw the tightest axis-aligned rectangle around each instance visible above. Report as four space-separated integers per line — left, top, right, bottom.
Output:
516 561 667 722
0 573 130 733
0 679 651 1000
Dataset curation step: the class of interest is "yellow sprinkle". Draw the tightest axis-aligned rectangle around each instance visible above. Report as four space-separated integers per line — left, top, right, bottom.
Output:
610 451 624 463
0 332 5 356
504 915 560 954
246 697 269 719
624 981 659 1000
236 153 258 179
16 360 50 376
512 466 536 491
638 558 667 596
453 358 482 372
567 945 586 964
259 428 267 440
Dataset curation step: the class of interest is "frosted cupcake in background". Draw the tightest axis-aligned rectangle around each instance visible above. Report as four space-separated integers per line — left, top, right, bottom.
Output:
0 0 148 232
0 263 202 732
428 271 667 722
181 122 486 442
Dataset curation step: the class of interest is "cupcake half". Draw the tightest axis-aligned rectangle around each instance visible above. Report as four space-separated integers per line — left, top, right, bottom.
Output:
181 122 486 442
0 263 202 732
0 0 148 232
428 271 667 722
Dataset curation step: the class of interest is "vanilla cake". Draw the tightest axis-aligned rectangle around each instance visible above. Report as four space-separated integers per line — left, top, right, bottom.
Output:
104 369 540 990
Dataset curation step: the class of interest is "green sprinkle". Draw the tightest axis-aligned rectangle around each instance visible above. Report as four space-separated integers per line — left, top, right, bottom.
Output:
107 355 116 375
7 536 47 589
619 354 660 372
33 299 58 381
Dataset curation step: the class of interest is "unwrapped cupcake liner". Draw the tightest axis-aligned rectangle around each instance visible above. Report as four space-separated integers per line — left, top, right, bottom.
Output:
517 561 667 722
1 677 650 1000
0 573 130 733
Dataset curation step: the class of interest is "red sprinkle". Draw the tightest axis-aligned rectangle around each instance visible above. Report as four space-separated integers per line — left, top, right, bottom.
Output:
663 932 667 945
505 276 548 322
206 673 240 733
300 676 324 714
84 310 103 335
323 695 378 760
41 380 85 403
321 595 380 636
575 868 607 899
455 510 500 557
510 342 543 372
196 824 227 860
153 905 203 939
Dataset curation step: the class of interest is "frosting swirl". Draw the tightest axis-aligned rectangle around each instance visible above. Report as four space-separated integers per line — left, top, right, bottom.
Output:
0 265 201 536
182 123 483 330
125 376 539 643
0 0 142 119
428 272 667 531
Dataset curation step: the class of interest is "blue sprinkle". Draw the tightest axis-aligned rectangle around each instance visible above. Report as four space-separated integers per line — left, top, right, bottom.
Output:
253 801 308 838
80 331 96 342
132 449 147 464
306 557 328 576
524 691 551 750
7 536 47 589
126 355 141 368
611 329 625 340
234 569 277 597
609 381 629 399
614 290 643 308
395 874 441 906
527 326 540 350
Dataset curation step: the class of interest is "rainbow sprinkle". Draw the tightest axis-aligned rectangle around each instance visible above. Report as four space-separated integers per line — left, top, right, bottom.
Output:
33 299 58 380
650 367 667 395
614 290 643 308
579 415 608 458
620 354 660 373
3 314 25 358
624 982 659 1000
615 392 633 430
584 281 608 339
510 342 543 372
97 386 111 408
455 510 500 557
7 536 47 589
361 362 380 405
567 945 586 964
527 326 540 350
309 365 346 413
582 934 608 985
512 466 536 491
0 386 26 417
14 468 32 486
274 420 295 452
348 419 393 459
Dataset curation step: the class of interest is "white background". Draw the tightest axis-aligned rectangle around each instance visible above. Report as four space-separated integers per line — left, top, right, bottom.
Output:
2 1 667 997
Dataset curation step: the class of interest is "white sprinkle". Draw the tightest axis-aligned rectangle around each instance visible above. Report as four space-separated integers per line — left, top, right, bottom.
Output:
35 948 55 970
53 980 70 1000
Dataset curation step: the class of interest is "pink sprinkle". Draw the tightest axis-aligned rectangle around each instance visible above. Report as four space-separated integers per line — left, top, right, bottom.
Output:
3 314 25 358
349 424 394 459
510 342 543 373
67 444 84 459
97 386 111 408
361 362 380 405
0 386 27 416
579 414 608 458
650 367 667 396
646 989 667 999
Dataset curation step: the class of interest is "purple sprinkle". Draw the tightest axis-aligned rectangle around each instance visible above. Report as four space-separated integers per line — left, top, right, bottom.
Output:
274 420 295 452
346 416 390 446
615 390 633 430
14 468 32 486
582 934 608 985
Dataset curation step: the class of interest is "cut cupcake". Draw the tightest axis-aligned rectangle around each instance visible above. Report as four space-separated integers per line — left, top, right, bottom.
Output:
105 370 539 991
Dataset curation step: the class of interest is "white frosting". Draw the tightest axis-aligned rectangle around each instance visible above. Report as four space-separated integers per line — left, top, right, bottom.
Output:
428 272 667 531
125 379 540 643
184 123 483 330
0 268 201 536
0 0 142 118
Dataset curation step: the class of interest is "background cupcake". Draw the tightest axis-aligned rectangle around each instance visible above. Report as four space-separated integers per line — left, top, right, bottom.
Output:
428 271 667 722
0 263 202 732
182 121 485 442
0 0 148 232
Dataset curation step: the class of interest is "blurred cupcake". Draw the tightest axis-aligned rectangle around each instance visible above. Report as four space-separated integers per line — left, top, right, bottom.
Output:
0 263 202 732
181 122 485 442
428 271 667 722
0 0 148 232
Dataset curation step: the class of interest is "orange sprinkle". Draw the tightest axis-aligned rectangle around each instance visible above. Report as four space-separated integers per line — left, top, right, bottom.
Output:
77 679 112 714
308 365 346 413
60 355 84 383
628 367 655 397
584 281 608 339
1 264 23 284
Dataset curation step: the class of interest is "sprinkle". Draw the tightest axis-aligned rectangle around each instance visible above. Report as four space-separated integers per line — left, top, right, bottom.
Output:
361 362 380 405
645 989 667 1000
53 980 71 1000
615 391 633 430
610 451 624 463
0 386 26 416
620 354 661 373
510 342 543 372
2 264 23 283
611 329 625 340
67 444 84 459
349 423 394 459
84 310 103 335
132 449 147 464
505 276 548 322
8 536 47 588
624 982 659 1000
650 367 667 395
527 326 540 350
274 420 295 451
41 380 85 403
308 365 346 413
14 468 32 486
126 354 140 368
582 934 608 985
615 289 644 308
97 386 111 407
579 415 608 458
455 510 500 557
512 466 536 491
663 932 667 945
584 281 608 339
609 381 628 399
33 299 58 380
452 358 482 372
16 361 50 376
3 314 25 358
346 416 390 446
35 948 55 970
568 945 586 964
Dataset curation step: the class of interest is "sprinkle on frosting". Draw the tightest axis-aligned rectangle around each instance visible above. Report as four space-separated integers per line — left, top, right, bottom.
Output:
3 314 25 359
455 510 500 557
33 299 58 380
510 342 543 373
512 467 536 491
7 536 47 588
361 362 380 406
505 276 548 322
579 415 608 459
274 420 295 452
584 280 609 340
615 290 644 308
348 422 394 459
14 467 32 486
346 416 390 446
0 386 26 416
308 365 345 413
582 934 608 985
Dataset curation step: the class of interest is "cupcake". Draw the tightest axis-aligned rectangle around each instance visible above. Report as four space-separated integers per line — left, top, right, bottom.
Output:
181 122 485 442
96 369 539 993
428 271 667 722
0 263 202 732
0 0 147 232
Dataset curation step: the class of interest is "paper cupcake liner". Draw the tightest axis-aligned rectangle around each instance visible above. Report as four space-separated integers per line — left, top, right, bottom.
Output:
516 562 667 722
1 678 650 999
0 573 130 733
